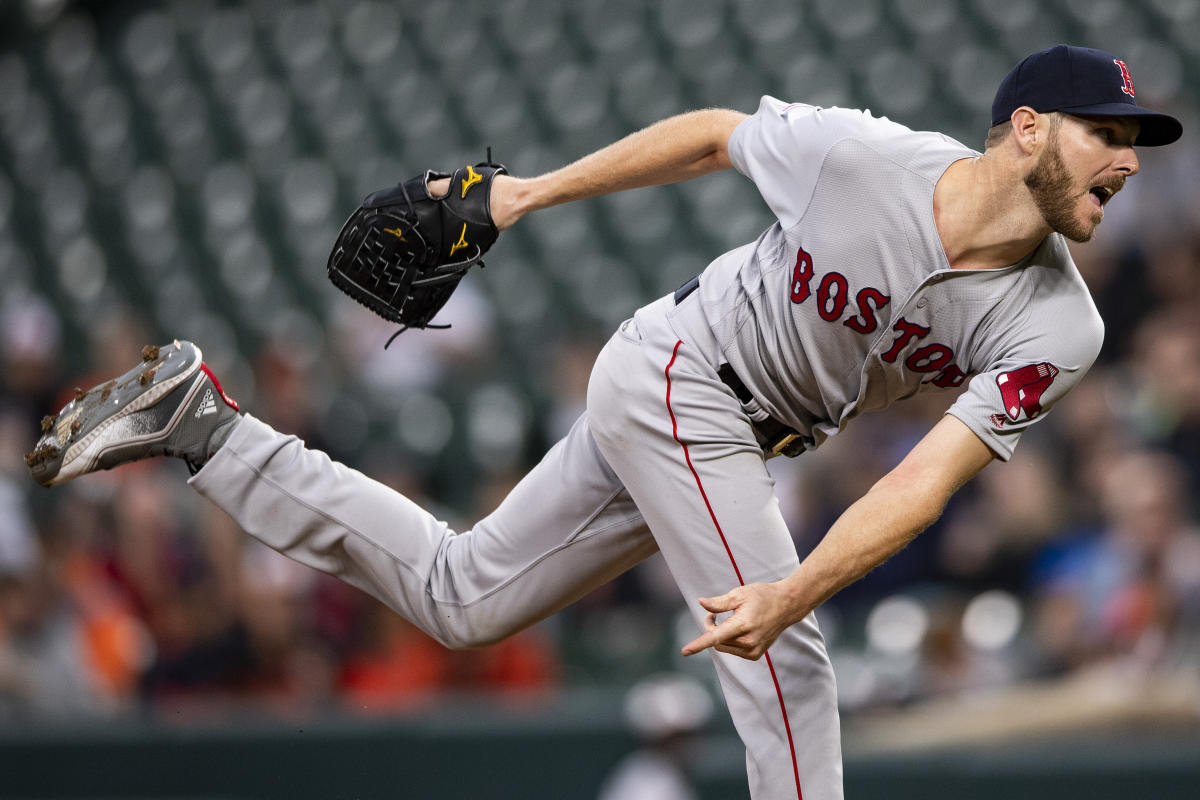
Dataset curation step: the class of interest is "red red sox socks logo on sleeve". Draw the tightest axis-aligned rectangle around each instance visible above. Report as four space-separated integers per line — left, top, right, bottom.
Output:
991 362 1059 429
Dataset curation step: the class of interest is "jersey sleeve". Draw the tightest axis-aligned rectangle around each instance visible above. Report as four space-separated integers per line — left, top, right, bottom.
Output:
728 97 890 229
945 318 1104 461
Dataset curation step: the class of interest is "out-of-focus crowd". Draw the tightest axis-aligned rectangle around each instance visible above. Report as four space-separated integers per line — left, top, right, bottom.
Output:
0 295 570 722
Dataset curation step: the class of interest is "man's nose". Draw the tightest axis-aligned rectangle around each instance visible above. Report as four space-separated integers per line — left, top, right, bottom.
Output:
1115 146 1140 177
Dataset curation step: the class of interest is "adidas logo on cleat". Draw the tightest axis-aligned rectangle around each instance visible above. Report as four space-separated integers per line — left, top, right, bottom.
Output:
195 388 217 418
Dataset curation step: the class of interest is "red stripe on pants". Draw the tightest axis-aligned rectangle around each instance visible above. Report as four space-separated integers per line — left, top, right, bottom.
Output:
664 340 803 800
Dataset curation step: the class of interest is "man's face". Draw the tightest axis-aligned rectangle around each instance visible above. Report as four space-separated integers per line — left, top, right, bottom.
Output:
1024 115 1140 243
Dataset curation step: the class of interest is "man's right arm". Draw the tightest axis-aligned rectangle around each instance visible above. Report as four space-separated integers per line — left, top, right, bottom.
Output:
682 414 997 660
429 109 747 230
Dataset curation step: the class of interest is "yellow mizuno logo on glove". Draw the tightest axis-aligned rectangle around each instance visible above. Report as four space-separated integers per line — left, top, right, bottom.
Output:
449 223 469 255
460 165 482 198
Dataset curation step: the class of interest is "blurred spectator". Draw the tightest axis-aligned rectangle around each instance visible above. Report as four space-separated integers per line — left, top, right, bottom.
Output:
1031 450 1200 675
253 334 334 455
340 600 559 715
0 541 112 720
543 331 605 442
328 281 498 403
0 290 62 417
935 444 1072 591
597 673 714 800
1128 309 1200 503
83 310 152 393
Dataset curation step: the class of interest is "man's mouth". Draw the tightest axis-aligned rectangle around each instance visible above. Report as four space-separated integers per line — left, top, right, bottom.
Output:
1088 185 1115 208
1087 175 1125 209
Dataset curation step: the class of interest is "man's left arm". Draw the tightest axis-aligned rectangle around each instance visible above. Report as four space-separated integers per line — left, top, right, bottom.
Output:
428 109 747 230
682 414 996 660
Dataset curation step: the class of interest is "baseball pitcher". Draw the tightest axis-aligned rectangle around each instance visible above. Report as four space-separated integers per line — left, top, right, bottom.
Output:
26 45 1182 799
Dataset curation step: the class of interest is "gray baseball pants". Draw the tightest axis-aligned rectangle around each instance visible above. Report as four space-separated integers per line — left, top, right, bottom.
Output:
190 291 843 800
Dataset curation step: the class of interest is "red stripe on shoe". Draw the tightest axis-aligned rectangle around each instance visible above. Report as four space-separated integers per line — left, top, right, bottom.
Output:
200 364 240 412
664 339 803 800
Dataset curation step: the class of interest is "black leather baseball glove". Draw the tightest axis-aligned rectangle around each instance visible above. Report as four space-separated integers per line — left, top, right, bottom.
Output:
327 151 506 342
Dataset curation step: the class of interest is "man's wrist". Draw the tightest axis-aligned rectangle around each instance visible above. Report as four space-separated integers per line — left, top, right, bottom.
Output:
490 175 533 230
777 570 820 625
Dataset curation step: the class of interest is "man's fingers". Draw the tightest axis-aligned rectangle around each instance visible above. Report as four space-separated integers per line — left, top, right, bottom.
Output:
681 630 717 656
685 583 786 660
698 593 736 613
717 643 765 660
682 616 730 656
682 624 767 660
709 633 763 660
681 611 754 657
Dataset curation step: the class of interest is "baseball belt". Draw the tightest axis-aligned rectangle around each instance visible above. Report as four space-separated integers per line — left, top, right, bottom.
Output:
673 276 805 458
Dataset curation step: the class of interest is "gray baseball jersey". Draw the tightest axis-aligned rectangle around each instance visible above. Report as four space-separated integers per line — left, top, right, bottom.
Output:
189 98 1104 800
709 97 1104 459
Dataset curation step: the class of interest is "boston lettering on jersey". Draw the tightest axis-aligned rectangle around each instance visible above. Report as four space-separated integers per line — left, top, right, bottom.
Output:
789 246 967 389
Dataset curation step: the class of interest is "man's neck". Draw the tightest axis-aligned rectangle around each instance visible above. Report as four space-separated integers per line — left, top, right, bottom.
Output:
934 154 1051 270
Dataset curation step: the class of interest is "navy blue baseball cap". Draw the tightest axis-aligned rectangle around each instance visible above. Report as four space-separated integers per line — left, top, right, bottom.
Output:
991 45 1182 146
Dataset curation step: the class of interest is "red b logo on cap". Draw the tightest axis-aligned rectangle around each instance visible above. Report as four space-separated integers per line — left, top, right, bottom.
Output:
1114 59 1136 97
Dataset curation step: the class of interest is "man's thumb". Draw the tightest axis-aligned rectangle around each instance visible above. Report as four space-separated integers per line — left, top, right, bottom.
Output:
699 593 733 613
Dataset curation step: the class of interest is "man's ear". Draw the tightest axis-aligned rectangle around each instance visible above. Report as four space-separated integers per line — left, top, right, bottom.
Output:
1010 107 1042 155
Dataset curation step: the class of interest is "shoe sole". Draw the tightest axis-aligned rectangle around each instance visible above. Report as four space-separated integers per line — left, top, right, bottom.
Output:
27 341 203 487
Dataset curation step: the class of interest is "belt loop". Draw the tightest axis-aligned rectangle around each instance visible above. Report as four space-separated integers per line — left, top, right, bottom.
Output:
673 275 700 305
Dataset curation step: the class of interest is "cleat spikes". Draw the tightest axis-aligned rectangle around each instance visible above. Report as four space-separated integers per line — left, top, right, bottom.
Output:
24 443 60 468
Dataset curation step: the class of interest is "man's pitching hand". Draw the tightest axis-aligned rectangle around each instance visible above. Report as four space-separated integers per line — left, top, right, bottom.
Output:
681 581 798 661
